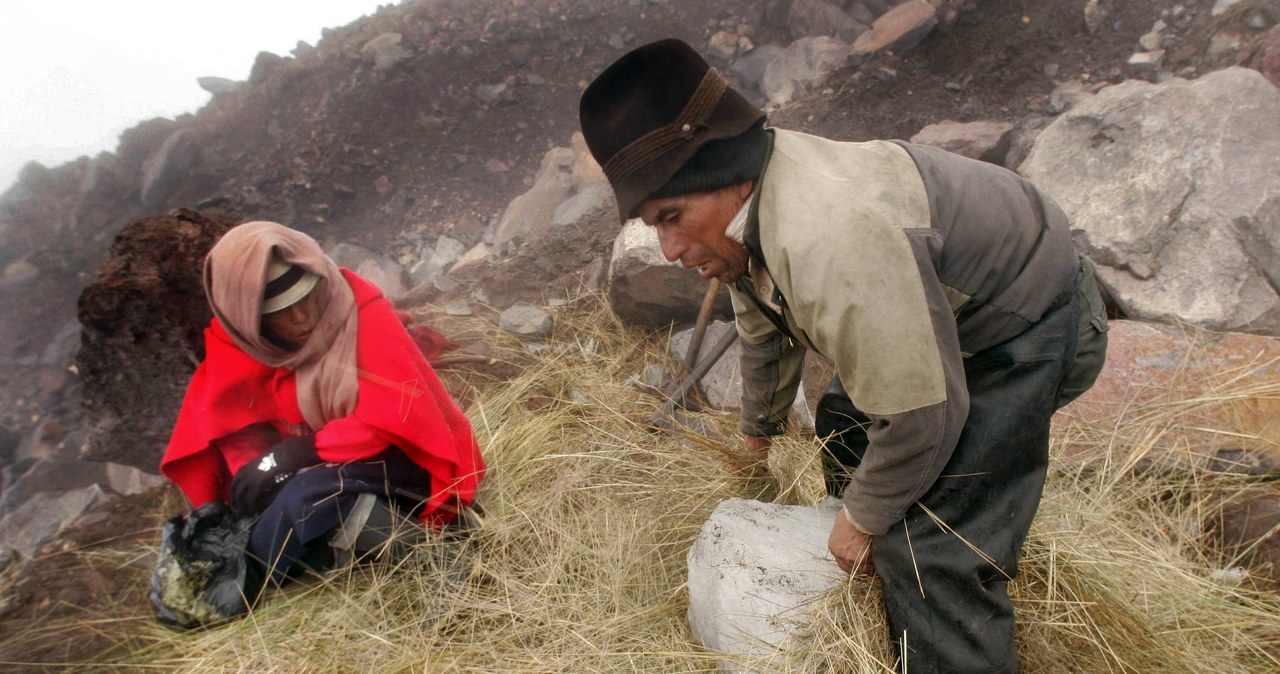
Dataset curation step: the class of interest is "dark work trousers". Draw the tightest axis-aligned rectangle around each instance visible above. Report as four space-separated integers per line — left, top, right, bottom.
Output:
816 291 1081 674
248 446 431 586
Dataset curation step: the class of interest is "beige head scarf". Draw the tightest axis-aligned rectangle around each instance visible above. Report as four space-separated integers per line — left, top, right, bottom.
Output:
203 221 359 430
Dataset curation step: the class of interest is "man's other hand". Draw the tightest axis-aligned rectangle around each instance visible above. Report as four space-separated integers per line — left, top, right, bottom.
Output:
829 506 875 576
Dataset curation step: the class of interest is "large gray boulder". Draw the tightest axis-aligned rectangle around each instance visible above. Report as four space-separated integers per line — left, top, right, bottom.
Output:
327 242 410 299
762 37 851 107
606 221 733 329
687 497 845 671
1020 68 1280 335
0 485 106 558
491 147 576 249
669 321 814 429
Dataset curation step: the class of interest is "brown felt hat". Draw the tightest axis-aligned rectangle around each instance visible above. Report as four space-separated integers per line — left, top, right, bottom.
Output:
579 38 766 222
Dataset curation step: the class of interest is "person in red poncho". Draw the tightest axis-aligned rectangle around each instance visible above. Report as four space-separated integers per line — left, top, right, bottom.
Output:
161 221 485 588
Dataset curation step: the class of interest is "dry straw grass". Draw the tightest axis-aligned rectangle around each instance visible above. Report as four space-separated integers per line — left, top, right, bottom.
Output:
11 294 1280 672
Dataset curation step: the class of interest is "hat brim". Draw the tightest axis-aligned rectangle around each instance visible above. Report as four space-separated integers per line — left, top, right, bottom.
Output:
261 272 320 314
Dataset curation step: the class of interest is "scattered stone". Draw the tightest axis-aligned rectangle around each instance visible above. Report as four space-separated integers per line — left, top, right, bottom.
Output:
1127 49 1165 70
1083 0 1111 35
499 302 553 339
1138 31 1163 52
1212 0 1248 17
327 242 410 298
1244 8 1272 31
196 76 244 95
627 364 671 395
1047 79 1093 114
909 119 1013 164
731 44 785 91
361 33 412 70
1207 30 1245 56
761 36 851 106
687 497 845 671
443 300 473 316
850 0 938 57
492 147 575 249
433 274 459 293
708 30 740 60
474 82 510 106
374 174 394 196
1 258 38 287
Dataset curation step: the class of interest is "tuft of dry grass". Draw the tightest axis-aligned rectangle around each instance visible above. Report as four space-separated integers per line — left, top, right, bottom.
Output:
7 293 1279 673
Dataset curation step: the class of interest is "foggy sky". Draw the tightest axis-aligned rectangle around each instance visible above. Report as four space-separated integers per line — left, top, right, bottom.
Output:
0 1 389 194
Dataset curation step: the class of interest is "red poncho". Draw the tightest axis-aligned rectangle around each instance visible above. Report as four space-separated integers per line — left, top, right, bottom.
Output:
161 270 485 527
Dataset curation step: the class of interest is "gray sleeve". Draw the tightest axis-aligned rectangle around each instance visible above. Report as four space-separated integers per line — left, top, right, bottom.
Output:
730 282 805 436
839 236 971 535
842 398 966 535
738 332 805 436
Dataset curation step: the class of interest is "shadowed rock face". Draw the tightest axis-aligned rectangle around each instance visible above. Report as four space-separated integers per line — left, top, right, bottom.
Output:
76 209 236 472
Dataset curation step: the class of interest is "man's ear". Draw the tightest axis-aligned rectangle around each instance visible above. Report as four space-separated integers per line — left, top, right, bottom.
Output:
735 180 754 202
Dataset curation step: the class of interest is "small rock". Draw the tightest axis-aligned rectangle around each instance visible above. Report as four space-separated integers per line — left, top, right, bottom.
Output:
851 0 938 57
1127 49 1166 70
196 76 244 95
1210 567 1250 584
444 300 473 316
1208 30 1245 55
474 82 509 106
1245 9 1271 30
2 258 39 286
643 364 671 390
1212 0 1248 17
1139 31 1163 52
433 275 459 293
374 175 393 196
361 33 411 70
708 30 740 60
1083 0 1111 35
874 66 898 82
499 302 553 339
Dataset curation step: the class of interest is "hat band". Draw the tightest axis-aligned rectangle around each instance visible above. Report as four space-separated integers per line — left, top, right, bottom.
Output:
264 263 307 301
602 68 727 185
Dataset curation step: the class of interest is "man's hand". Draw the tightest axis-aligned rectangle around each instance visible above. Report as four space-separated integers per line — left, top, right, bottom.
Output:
829 506 875 576
743 434 772 461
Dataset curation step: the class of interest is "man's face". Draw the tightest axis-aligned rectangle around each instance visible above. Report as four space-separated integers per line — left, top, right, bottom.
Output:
637 181 753 284
262 280 325 346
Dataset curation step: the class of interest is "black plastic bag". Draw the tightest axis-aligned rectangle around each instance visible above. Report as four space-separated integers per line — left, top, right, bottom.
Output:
149 501 259 628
